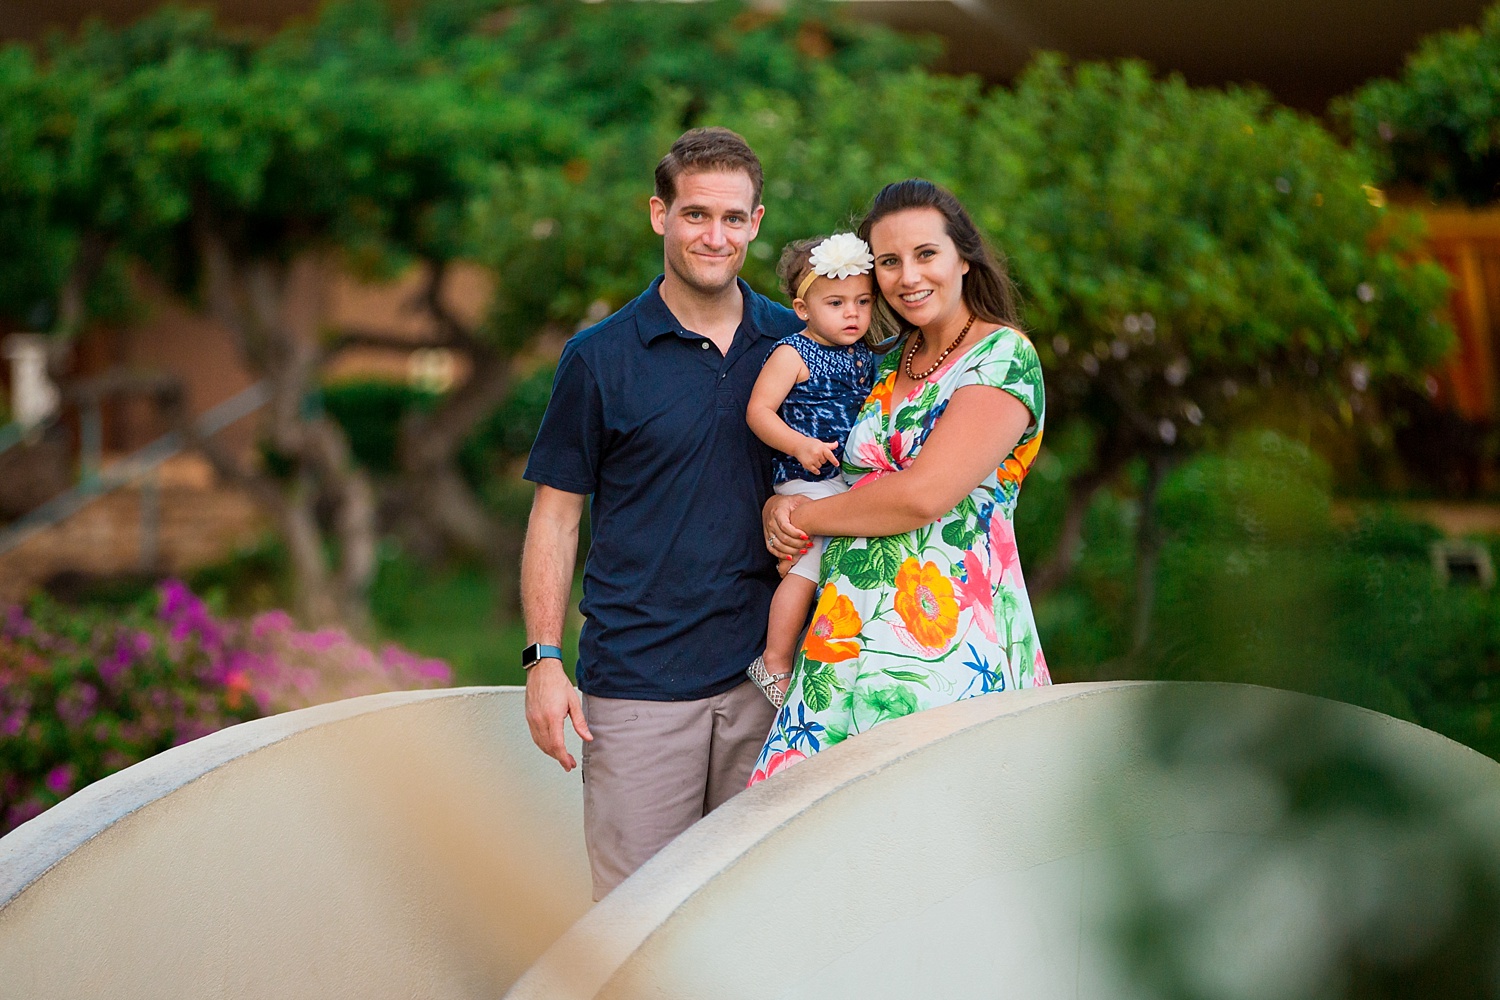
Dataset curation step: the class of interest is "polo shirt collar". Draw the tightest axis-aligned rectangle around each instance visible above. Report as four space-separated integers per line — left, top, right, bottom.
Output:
636 275 781 346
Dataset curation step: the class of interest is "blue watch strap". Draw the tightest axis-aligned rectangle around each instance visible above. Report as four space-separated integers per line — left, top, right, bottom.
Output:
521 643 564 669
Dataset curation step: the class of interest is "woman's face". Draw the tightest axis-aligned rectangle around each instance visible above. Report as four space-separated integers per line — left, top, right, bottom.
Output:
868 207 970 333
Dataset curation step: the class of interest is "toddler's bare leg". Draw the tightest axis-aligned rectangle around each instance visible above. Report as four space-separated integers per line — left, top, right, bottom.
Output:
765 573 818 680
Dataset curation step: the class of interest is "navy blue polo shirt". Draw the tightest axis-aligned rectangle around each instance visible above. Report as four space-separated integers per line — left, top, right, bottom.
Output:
524 276 802 701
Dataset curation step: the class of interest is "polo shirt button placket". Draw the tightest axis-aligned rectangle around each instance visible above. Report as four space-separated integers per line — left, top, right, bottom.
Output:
700 341 710 350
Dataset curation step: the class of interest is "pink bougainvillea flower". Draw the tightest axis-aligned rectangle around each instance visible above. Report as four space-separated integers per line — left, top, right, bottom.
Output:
953 551 997 642
4 605 34 638
250 610 294 640
158 579 225 651
43 764 75 798
56 683 99 728
6 798 45 828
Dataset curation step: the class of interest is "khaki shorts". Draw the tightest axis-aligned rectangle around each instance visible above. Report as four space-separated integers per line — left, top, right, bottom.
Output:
580 680 775 899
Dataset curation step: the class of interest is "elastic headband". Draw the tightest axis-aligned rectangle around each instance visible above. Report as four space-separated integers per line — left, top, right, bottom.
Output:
795 233 874 301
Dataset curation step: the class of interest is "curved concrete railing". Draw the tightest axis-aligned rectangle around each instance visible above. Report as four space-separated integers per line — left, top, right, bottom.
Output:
0 687 592 999
5 682 1499 999
507 682 1500 1000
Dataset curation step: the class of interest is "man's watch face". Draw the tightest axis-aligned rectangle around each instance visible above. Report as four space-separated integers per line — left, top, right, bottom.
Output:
522 643 563 668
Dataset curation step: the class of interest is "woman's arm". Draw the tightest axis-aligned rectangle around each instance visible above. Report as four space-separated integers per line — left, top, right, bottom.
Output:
766 385 1032 551
747 345 839 474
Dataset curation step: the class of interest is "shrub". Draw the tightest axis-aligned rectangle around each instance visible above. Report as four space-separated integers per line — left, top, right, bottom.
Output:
0 581 450 835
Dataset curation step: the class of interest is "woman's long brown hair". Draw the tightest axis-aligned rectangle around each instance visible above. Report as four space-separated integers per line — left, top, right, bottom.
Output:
856 179 1022 338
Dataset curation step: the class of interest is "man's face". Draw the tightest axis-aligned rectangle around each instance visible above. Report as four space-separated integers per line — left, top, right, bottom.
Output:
650 169 764 296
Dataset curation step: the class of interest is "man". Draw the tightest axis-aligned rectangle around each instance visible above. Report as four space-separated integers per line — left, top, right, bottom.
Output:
520 127 802 899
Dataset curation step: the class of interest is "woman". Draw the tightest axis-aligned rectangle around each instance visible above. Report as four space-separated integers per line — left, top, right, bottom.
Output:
749 179 1049 785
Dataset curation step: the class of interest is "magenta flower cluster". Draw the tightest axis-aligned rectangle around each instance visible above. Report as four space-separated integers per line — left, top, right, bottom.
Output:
0 582 451 835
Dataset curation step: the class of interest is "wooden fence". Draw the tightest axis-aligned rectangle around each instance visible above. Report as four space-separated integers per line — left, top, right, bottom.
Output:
1424 207 1500 424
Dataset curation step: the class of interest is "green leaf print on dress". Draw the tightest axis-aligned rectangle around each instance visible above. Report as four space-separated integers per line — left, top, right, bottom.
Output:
749 327 1053 789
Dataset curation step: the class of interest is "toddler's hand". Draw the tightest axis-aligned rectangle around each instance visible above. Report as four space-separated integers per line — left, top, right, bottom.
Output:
794 437 839 475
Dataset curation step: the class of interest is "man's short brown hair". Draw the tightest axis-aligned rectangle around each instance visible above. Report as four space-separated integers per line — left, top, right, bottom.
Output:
654 127 765 208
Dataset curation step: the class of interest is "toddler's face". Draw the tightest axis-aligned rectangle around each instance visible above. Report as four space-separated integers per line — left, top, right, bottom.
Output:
795 274 874 347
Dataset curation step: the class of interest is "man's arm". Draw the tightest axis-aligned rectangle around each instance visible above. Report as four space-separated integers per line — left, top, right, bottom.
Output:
521 484 592 771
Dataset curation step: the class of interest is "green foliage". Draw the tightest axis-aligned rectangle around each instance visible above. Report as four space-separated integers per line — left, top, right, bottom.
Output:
1031 432 1500 760
1339 3 1500 204
1 1 576 329
979 57 1451 464
321 380 439 473
717 68 984 292
0 46 84 326
318 368 554 489
497 0 935 132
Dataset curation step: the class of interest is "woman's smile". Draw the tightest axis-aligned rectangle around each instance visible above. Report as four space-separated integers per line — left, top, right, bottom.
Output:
870 207 970 337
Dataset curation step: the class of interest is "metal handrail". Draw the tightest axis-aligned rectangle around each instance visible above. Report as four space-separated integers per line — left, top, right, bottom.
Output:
0 382 268 557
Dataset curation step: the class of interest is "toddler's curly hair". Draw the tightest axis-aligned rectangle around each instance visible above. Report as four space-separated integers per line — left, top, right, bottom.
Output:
774 237 824 302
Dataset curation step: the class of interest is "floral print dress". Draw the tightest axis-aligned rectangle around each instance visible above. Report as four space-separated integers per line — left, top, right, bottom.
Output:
749 325 1049 785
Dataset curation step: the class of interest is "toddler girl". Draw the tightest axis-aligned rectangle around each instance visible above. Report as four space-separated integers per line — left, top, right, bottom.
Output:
745 233 882 705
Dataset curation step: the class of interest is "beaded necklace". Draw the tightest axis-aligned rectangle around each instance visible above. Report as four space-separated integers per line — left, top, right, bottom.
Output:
904 314 975 381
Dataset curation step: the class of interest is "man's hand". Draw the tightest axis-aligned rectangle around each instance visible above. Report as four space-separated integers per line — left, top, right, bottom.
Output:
763 493 810 561
524 659 593 771
792 436 839 476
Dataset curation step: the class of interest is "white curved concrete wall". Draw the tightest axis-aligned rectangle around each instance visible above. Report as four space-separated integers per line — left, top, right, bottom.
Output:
6 682 1498 1000
0 688 591 999
507 682 1500 1000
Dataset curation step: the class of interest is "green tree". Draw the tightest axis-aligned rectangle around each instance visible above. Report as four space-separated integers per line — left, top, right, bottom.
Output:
12 5 558 624
0 46 77 333
973 58 1451 642
1339 2 1500 204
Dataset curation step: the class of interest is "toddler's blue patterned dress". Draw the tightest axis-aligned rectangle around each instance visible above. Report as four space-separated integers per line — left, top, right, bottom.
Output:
771 333 876 485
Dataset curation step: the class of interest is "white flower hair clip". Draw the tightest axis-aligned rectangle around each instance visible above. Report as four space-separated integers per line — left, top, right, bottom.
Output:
797 233 874 300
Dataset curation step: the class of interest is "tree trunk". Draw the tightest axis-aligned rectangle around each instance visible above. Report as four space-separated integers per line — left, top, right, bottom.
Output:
1131 451 1173 654
281 472 340 626
389 262 520 583
194 220 378 629
1030 464 1115 597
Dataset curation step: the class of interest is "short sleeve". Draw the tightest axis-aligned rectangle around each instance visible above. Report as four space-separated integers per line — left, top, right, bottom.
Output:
954 328 1045 443
522 343 604 495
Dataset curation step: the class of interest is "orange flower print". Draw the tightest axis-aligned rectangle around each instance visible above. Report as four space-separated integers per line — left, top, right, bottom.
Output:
803 584 863 664
997 432 1043 486
893 558 960 653
869 372 896 418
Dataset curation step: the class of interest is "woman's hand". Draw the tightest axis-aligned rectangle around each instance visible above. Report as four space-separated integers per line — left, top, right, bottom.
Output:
763 493 810 561
792 436 839 475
